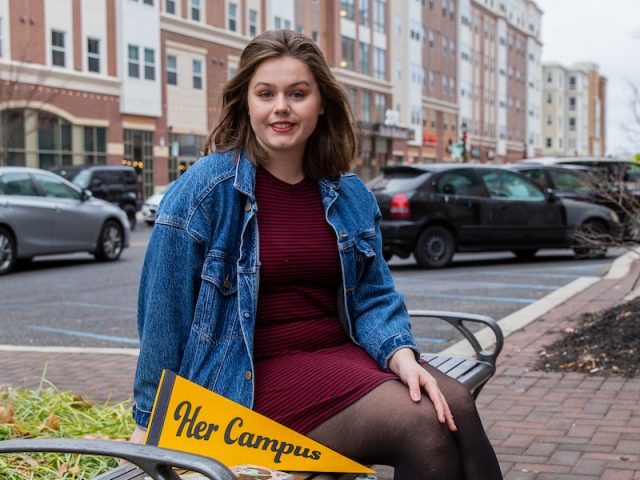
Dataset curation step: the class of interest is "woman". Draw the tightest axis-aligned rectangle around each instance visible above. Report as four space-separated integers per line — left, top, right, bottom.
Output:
131 29 502 480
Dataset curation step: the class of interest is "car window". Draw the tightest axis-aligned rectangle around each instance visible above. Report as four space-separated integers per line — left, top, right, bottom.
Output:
547 169 592 195
433 169 484 197
0 173 40 196
367 170 430 192
517 168 546 187
122 169 137 184
478 170 545 201
73 169 91 189
33 173 81 200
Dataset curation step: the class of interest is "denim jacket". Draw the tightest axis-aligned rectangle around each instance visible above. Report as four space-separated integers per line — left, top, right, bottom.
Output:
132 150 418 428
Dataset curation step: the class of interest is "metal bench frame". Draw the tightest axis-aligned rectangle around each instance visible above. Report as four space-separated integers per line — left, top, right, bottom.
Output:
0 310 503 480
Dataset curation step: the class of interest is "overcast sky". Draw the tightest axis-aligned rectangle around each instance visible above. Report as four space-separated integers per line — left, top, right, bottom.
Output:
535 0 640 156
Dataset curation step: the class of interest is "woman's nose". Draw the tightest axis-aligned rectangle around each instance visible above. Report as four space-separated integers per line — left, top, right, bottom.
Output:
274 95 290 114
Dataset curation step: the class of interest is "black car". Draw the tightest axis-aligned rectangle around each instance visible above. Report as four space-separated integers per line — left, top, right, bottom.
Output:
368 164 622 268
52 165 141 230
512 162 640 241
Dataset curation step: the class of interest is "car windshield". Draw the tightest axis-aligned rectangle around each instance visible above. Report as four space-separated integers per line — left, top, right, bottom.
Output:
368 169 431 192
72 169 91 189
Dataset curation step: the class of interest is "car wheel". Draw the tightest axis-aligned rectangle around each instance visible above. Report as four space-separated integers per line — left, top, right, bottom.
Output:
414 226 455 268
94 220 124 262
0 227 16 275
512 249 538 259
145 220 155 226
383 250 393 262
573 220 608 259
123 205 137 231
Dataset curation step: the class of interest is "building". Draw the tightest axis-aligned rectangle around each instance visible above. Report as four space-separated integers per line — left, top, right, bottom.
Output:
541 62 606 156
457 0 542 163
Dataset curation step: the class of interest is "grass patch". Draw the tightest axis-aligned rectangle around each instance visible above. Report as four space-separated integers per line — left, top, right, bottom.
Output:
0 378 134 479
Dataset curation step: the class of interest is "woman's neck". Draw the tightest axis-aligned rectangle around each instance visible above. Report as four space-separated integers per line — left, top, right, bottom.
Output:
262 156 305 185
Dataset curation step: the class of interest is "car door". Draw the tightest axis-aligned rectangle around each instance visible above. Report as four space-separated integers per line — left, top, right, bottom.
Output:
476 168 566 247
32 172 102 251
0 171 54 256
429 169 491 246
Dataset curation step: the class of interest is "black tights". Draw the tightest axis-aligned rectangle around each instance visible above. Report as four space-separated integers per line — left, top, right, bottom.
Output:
307 364 502 480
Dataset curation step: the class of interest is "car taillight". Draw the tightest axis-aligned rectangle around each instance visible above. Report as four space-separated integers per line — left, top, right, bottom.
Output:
390 193 410 219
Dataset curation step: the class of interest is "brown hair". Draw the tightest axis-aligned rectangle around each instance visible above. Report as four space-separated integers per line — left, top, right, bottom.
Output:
203 29 356 179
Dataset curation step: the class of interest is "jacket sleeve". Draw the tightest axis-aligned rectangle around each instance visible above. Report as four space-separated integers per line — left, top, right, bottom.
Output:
350 190 420 370
132 220 206 428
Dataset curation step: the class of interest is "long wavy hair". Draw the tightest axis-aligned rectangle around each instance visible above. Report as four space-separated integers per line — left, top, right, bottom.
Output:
203 29 356 179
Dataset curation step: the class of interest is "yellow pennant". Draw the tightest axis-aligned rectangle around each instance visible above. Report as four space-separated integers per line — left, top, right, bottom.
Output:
145 370 374 474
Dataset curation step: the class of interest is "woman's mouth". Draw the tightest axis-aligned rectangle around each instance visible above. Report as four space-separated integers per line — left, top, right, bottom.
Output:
270 122 295 133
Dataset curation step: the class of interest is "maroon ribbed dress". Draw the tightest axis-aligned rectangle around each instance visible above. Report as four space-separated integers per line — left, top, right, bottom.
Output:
252 167 398 434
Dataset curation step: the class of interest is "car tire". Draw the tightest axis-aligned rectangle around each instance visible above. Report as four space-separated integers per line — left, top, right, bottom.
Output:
383 250 393 262
94 220 124 262
123 205 137 231
0 227 16 275
512 249 538 259
145 220 155 227
572 220 608 259
414 226 455 268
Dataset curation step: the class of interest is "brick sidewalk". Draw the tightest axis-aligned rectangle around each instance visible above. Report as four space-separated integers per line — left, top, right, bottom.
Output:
1 258 639 479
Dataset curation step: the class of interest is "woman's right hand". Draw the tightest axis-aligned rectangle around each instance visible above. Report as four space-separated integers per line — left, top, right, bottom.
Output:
119 426 147 466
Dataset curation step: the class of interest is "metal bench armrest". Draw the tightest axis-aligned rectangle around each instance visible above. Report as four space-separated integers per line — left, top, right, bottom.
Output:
0 438 236 480
408 309 504 367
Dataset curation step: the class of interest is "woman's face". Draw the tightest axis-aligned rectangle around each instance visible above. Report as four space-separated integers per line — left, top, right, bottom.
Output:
247 56 324 163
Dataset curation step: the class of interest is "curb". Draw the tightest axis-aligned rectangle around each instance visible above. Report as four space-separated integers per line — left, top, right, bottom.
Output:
441 248 640 357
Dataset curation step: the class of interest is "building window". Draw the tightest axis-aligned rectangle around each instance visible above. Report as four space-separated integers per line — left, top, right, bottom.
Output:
546 137 552 148
374 93 386 122
165 0 176 14
51 30 66 67
192 59 203 89
429 30 434 48
442 74 448 96
394 59 401 81
87 38 100 73
84 127 107 165
128 45 140 78
373 47 385 80
167 54 177 85
441 36 448 55
428 69 434 91
546 115 552 125
37 111 72 170
361 91 371 122
144 48 155 80
359 0 369 25
341 36 355 70
546 93 552 104
569 97 576 111
124 129 154 200
228 2 238 32
1 110 26 166
340 0 355 19
346 87 357 112
274 16 282 28
249 9 258 37
373 0 385 33
569 118 576 131
191 0 201 21
569 75 576 90
360 42 370 75
449 77 455 97
143 0 154 5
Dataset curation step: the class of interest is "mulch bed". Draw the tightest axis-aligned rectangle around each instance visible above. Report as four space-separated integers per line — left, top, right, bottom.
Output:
536 296 640 378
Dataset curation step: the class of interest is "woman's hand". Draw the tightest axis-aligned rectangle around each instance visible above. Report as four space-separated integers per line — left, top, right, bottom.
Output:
119 426 147 466
388 347 457 432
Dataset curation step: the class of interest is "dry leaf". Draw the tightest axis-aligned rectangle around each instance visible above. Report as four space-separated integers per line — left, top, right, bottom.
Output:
40 412 60 431
0 405 15 424
58 463 69 475
25 457 40 468
563 327 576 334
69 465 81 475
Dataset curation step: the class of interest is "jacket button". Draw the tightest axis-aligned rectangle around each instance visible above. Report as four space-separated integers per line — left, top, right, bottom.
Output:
244 312 250 319
223 274 231 289
245 203 251 211
245 371 252 381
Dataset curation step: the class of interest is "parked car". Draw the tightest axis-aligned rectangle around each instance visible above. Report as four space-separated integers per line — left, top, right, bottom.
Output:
141 182 172 226
51 165 141 230
367 164 622 268
518 158 640 241
0 167 130 275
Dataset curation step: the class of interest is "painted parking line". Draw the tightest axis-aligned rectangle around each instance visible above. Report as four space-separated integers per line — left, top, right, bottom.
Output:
447 271 600 280
29 325 139 345
415 292 535 304
414 336 448 344
396 278 562 290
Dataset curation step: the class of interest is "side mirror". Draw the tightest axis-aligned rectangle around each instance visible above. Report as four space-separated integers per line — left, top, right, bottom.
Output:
81 189 93 202
544 188 557 202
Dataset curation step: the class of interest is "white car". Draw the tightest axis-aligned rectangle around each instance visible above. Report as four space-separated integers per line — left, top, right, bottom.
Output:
142 183 172 226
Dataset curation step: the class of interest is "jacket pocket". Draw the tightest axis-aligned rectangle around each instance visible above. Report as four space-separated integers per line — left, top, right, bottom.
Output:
191 256 239 344
354 232 376 281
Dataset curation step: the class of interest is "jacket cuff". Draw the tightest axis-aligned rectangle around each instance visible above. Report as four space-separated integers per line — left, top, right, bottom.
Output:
132 403 152 429
379 333 420 370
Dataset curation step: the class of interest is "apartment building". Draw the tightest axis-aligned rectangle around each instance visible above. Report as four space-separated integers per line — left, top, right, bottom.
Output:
541 62 606 156
457 0 542 163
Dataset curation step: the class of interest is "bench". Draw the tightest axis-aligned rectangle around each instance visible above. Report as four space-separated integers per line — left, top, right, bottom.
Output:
0 309 503 480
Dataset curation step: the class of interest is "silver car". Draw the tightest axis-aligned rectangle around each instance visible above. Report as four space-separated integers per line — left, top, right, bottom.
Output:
0 166 130 275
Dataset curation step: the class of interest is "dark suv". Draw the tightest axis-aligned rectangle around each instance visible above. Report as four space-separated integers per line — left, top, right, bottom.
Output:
368 164 622 268
52 165 141 230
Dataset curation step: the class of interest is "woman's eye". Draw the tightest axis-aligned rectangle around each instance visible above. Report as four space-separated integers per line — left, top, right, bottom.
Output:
258 91 273 98
291 91 305 99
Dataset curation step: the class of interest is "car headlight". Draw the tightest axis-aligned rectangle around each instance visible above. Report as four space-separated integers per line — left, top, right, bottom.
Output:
610 211 620 223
